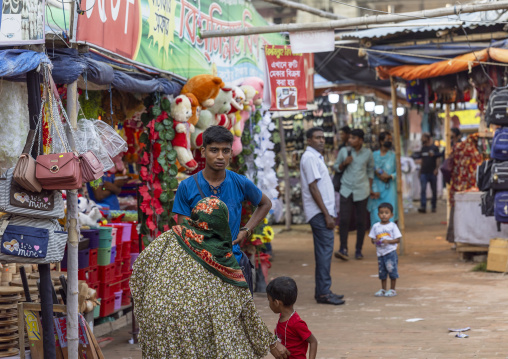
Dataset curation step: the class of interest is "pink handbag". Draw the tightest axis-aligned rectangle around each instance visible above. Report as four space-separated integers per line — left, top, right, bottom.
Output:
36 152 82 190
80 151 104 182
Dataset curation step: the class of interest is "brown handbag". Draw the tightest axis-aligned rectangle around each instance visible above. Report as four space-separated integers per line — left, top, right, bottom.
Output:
79 151 104 183
13 129 42 193
36 152 82 190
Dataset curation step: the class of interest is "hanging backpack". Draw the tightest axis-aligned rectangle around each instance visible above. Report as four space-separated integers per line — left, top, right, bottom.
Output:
486 88 508 126
481 190 495 217
491 128 508 161
491 162 508 190
476 160 493 192
494 191 508 225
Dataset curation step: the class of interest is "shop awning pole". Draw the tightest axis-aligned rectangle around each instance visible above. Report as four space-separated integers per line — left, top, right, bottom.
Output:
390 76 405 255
262 0 346 20
66 80 79 359
201 0 508 38
445 104 452 243
278 118 292 230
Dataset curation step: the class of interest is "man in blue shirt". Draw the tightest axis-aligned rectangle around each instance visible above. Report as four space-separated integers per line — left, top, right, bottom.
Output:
173 126 272 266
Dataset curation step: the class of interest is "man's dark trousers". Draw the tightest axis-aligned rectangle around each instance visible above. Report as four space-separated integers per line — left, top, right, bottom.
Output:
309 213 334 298
420 173 437 210
339 195 368 254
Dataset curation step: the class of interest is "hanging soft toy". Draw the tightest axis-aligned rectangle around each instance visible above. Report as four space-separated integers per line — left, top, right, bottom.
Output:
228 86 246 133
170 95 197 171
180 75 225 109
191 87 233 149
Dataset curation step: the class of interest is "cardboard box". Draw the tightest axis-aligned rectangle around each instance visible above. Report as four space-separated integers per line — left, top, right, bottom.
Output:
487 238 508 272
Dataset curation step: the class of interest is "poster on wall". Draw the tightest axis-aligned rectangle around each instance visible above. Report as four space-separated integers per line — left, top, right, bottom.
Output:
264 45 307 111
74 0 285 80
0 0 45 45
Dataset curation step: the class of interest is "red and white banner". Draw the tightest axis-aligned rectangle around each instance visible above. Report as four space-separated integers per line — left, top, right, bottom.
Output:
264 45 307 111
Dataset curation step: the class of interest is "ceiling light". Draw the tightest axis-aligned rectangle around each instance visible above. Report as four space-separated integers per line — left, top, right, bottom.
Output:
364 101 375 112
396 107 405 116
374 105 384 114
328 93 339 104
347 103 358 113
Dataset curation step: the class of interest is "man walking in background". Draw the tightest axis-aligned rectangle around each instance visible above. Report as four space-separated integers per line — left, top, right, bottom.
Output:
334 129 375 261
301 127 345 305
418 132 440 213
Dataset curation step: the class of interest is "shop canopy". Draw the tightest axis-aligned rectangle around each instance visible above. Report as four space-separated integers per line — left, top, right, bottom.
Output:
0 49 50 79
49 48 182 95
377 47 508 80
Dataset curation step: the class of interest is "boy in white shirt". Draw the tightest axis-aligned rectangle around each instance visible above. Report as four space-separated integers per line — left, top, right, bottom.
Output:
369 203 401 297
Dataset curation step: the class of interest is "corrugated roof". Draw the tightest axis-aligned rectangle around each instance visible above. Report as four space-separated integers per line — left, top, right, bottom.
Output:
337 10 508 40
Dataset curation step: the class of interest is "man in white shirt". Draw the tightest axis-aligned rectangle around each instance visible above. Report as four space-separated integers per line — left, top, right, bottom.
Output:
300 127 345 306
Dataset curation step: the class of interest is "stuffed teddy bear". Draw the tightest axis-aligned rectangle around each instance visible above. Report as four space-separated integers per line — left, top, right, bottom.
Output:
239 84 257 116
191 87 233 149
180 75 225 109
227 86 246 134
170 95 197 171
79 207 103 227
242 77 264 108
184 93 201 126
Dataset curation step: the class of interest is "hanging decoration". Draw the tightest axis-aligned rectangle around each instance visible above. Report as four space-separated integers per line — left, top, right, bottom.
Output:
138 95 179 243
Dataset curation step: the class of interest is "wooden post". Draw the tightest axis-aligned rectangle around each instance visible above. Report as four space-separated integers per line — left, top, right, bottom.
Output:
66 81 79 359
200 0 508 38
390 77 405 255
445 104 452 240
278 117 292 230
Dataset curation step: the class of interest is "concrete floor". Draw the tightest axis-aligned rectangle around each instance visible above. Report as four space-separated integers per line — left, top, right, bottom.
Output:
100 203 508 358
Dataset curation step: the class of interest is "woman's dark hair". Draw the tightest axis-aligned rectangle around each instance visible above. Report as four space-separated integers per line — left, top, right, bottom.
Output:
451 128 461 137
306 127 324 139
266 277 298 306
340 126 351 134
202 126 234 147
379 131 391 144
378 202 394 213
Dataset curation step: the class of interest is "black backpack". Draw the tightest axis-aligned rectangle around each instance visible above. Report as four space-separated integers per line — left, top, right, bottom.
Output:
481 190 495 217
476 160 493 192
486 88 508 126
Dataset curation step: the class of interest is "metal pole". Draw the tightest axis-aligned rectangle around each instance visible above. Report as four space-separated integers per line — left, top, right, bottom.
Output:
278 117 292 230
262 0 346 20
66 81 79 359
390 77 405 255
200 1 508 38
445 104 452 240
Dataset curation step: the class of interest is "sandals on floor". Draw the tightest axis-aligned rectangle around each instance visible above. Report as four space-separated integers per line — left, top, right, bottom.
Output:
385 289 397 297
374 289 386 297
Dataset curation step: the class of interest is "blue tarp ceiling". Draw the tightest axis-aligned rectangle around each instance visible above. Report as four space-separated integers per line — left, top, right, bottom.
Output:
49 48 182 95
0 50 50 79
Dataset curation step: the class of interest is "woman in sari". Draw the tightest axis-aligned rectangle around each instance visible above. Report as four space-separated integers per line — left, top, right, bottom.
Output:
130 197 289 359
368 132 399 224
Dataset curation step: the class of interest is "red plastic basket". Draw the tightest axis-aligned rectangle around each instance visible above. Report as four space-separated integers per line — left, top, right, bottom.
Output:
89 248 98 267
99 296 115 317
98 264 114 283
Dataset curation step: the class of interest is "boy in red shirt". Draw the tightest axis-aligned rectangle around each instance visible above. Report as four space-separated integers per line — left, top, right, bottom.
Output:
267 277 318 359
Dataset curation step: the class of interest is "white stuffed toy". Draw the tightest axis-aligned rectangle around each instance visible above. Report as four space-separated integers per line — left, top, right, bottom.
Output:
79 207 103 227
170 95 197 171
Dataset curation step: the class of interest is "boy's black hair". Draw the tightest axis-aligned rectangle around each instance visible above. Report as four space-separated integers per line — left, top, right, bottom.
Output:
202 126 234 148
266 276 298 306
306 127 324 139
350 128 365 140
378 202 393 213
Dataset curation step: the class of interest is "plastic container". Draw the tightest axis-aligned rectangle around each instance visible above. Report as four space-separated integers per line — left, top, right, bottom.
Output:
116 242 123 258
110 246 117 264
98 248 112 266
110 223 132 242
114 290 123 310
121 259 130 274
99 281 121 299
88 281 100 293
78 249 90 269
99 296 115 317
78 238 90 251
111 227 118 247
131 239 140 253
98 263 115 283
81 229 100 245
130 253 140 269
121 288 131 306
87 266 99 284
121 271 131 290
93 298 101 319
98 235 112 249
121 242 131 258
78 268 88 281
104 224 123 246
89 248 98 267
99 227 112 240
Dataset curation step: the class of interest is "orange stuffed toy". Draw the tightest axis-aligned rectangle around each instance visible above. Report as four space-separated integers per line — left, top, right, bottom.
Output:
180 75 225 109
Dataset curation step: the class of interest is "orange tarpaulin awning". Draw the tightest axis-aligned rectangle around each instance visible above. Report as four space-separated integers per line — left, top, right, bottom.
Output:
377 48 508 81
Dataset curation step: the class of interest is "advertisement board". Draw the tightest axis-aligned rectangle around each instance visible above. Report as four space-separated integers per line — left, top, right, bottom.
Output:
0 0 45 45
75 0 285 80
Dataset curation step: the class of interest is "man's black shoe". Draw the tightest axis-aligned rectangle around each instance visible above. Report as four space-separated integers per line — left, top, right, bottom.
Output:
331 293 345 300
334 249 349 261
431 208 436 213
316 295 345 305
355 252 364 260
417 207 426 213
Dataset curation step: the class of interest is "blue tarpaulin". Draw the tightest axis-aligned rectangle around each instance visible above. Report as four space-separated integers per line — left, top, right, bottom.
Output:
49 48 182 95
0 50 49 78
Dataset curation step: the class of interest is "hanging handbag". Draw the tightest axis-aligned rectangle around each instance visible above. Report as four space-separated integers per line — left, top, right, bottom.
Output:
35 69 83 190
80 150 104 183
13 127 43 193
0 168 65 219
0 215 67 264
